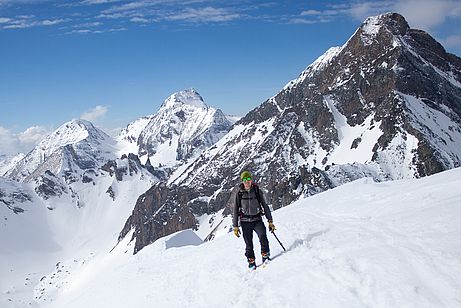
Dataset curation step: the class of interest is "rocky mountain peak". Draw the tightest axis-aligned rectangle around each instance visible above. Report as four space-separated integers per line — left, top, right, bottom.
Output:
360 12 409 38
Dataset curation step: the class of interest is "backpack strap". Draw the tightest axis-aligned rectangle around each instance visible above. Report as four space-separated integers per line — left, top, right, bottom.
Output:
252 183 265 215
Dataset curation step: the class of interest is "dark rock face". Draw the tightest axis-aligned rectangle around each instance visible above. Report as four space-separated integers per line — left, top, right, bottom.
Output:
82 169 96 184
101 153 144 182
119 13 461 254
118 183 197 254
34 171 67 200
106 186 115 201
0 180 33 214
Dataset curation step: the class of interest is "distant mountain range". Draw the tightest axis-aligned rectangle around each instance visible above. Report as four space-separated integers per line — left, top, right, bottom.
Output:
1 13 460 259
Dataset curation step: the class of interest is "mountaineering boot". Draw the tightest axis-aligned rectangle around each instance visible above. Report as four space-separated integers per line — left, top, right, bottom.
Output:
248 258 256 270
262 252 270 263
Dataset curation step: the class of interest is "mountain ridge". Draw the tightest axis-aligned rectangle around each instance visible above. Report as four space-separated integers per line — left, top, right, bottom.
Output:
4 119 116 182
118 12 461 254
117 88 235 167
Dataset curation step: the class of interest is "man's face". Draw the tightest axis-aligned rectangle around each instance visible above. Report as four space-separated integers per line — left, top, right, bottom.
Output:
242 177 252 190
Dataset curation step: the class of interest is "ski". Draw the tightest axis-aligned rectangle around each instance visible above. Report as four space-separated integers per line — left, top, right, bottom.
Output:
261 259 270 268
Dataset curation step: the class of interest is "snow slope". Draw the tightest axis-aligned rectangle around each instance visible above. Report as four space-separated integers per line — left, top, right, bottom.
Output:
0 170 155 308
15 167 460 308
0 153 25 177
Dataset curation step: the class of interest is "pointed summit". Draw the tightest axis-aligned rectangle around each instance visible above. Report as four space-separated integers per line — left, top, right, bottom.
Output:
360 13 409 39
161 88 208 110
138 88 231 164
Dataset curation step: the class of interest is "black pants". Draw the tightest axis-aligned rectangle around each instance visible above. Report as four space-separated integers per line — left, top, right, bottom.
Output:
241 219 269 259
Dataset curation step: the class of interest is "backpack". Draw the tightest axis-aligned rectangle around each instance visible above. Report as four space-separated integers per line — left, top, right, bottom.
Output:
237 183 265 216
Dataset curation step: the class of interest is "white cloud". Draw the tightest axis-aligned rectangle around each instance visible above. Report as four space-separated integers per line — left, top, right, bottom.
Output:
80 105 109 122
66 29 93 34
293 0 461 29
2 16 67 29
41 18 65 26
300 10 322 16
0 126 19 156
81 0 123 4
101 1 154 14
1 0 251 32
73 21 102 28
289 17 331 25
393 0 461 30
0 125 50 156
130 16 149 23
165 7 240 23
0 0 45 6
289 18 319 25
99 1 242 24
18 126 49 146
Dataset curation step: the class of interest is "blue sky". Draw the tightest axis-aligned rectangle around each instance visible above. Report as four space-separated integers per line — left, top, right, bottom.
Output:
1 0 461 156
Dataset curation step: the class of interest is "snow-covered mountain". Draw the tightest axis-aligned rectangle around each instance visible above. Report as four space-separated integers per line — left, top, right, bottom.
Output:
4 119 117 183
1 12 461 308
117 88 235 167
1 88 239 255
2 88 236 226
1 124 161 212
0 89 237 307
119 13 461 254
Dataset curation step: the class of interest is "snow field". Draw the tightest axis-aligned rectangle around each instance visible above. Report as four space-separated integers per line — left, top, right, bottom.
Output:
43 168 461 308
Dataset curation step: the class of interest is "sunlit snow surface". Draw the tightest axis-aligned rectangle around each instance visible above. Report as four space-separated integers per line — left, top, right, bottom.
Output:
2 168 460 307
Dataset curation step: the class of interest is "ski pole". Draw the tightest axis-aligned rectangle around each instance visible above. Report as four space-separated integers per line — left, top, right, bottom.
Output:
271 230 286 252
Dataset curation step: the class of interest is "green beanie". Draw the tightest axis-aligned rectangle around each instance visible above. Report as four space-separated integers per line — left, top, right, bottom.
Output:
240 171 252 181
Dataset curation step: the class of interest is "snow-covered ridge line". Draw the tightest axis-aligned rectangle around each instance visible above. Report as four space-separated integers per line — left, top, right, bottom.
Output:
282 46 343 92
4 119 117 182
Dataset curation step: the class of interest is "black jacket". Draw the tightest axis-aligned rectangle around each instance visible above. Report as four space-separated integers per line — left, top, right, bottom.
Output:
232 183 272 227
